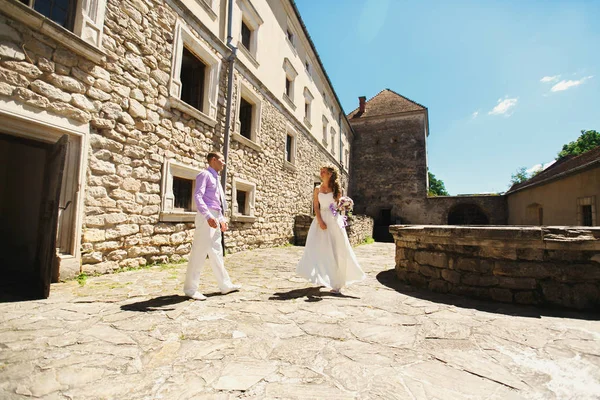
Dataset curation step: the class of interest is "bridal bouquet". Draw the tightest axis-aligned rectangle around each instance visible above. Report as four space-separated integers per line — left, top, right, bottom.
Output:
329 196 354 227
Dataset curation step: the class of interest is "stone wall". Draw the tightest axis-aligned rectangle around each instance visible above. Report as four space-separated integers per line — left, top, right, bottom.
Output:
0 0 347 277
391 225 600 310
294 214 374 247
425 195 507 225
349 112 428 224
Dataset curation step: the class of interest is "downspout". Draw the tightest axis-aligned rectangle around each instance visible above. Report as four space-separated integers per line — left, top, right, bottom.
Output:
221 0 237 252
221 0 237 191
338 112 343 166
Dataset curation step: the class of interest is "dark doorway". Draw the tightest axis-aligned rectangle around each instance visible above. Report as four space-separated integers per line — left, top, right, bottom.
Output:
447 204 489 225
373 208 394 242
0 134 67 300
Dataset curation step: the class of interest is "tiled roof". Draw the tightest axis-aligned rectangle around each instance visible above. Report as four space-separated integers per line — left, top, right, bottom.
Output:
347 89 426 119
507 146 600 193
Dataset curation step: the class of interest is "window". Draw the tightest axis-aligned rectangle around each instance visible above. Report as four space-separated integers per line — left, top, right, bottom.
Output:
236 189 247 214
345 149 350 168
237 0 263 61
286 29 294 43
28 0 77 30
582 205 593 226
305 60 311 79
169 21 221 126
285 22 296 52
160 159 202 222
322 116 328 146
284 124 297 169
340 141 344 165
282 58 297 108
13 0 107 51
239 98 252 139
173 177 193 211
233 81 262 148
180 47 207 112
330 127 336 156
231 177 256 222
577 197 596 226
303 87 313 128
241 20 252 50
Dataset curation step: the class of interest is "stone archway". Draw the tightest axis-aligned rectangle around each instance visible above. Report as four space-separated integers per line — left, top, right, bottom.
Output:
447 203 489 225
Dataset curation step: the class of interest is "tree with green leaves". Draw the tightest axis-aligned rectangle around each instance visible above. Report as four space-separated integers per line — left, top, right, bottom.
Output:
557 130 600 159
428 171 450 196
509 167 529 187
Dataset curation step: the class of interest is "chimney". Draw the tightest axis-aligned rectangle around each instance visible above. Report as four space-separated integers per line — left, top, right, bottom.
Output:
358 96 366 113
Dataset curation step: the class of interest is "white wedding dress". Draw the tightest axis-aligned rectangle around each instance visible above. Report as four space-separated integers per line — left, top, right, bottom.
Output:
296 192 365 290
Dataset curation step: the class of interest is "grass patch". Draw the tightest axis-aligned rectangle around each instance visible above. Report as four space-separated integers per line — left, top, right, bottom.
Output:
76 273 88 286
361 236 375 245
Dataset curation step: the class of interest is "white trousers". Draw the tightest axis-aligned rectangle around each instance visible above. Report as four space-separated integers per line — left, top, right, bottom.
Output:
184 210 233 295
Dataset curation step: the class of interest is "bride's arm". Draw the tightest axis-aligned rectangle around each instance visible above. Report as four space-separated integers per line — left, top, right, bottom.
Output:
313 187 327 229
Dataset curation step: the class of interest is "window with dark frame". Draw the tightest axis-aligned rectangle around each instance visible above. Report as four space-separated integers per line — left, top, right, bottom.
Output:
173 177 193 211
582 205 593 226
180 47 207 111
236 190 248 215
241 20 252 51
286 29 294 43
239 97 253 139
285 134 293 162
304 102 310 119
25 0 77 31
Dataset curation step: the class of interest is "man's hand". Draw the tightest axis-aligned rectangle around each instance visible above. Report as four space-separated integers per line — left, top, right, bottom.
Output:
220 220 228 232
207 218 218 228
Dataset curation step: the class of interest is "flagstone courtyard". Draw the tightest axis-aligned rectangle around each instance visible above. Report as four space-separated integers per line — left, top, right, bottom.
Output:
1 242 599 399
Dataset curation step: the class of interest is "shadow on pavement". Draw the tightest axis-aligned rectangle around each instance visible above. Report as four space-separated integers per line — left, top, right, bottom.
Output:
121 295 188 312
269 286 360 302
376 268 600 321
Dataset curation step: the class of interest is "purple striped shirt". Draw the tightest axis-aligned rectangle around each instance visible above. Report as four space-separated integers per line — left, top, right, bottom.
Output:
194 167 225 222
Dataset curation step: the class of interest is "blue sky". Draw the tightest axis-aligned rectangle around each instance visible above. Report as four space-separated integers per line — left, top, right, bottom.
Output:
295 0 599 195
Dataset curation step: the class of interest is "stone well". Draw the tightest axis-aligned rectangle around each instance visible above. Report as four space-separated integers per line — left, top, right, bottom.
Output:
390 225 600 310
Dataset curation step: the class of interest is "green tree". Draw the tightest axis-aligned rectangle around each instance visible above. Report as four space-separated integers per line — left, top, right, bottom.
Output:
428 171 450 196
509 167 529 186
557 130 600 159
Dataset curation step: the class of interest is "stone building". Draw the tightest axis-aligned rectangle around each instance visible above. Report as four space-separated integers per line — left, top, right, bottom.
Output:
0 0 354 297
506 146 599 226
348 89 506 241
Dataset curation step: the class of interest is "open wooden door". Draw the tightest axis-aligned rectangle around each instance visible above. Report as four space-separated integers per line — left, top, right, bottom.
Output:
34 135 68 298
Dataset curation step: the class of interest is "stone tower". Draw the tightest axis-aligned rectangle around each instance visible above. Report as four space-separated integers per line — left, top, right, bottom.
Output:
348 89 429 240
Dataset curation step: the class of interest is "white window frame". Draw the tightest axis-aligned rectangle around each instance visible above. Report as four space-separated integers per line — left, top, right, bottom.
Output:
169 20 221 127
285 21 297 53
345 149 350 169
303 87 313 128
282 58 297 109
284 124 297 170
233 81 262 151
577 196 596 226
231 177 257 223
236 0 263 65
330 127 336 156
322 115 329 147
160 159 202 222
5 0 107 63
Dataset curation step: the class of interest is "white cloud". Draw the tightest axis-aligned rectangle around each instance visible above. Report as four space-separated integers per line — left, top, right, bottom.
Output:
471 110 479 119
551 76 593 92
526 160 556 175
540 75 560 83
488 97 518 116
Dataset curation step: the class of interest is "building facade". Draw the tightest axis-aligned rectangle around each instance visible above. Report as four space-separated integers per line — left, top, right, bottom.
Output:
0 0 353 296
506 146 599 226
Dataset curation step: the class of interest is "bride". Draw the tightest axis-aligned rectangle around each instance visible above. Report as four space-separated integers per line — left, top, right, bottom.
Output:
296 164 365 294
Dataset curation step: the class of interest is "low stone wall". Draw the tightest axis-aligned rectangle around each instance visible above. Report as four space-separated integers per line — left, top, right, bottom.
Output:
294 214 374 246
390 225 600 310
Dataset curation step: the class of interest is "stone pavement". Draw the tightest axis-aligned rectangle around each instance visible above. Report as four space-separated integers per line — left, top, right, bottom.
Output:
1 243 599 399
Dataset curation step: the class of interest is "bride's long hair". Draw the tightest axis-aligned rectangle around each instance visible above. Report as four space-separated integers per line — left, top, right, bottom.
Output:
321 163 341 202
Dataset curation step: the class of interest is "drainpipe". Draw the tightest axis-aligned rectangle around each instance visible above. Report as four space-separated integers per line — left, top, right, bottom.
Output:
221 0 237 191
338 112 343 179
220 0 237 252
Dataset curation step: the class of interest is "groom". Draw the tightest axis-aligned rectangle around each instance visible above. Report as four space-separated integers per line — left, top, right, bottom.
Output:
183 151 240 300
